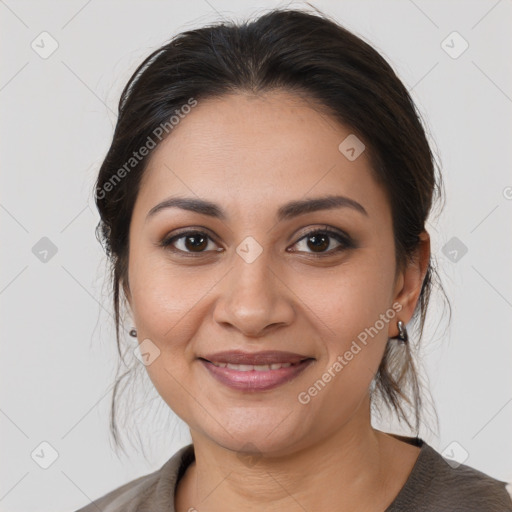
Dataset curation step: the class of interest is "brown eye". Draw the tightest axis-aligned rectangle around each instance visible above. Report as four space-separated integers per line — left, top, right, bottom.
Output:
289 227 354 256
161 230 219 254
305 232 330 252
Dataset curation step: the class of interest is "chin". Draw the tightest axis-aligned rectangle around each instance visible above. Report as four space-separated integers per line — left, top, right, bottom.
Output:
199 423 305 459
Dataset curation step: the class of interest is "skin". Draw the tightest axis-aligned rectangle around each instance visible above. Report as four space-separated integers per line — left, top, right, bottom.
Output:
124 90 430 511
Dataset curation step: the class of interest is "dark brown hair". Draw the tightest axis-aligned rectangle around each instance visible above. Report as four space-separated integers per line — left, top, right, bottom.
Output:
94 5 450 455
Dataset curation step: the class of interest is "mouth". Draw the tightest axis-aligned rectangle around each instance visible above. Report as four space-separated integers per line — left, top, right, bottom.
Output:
198 356 315 391
199 358 312 371
198 349 313 366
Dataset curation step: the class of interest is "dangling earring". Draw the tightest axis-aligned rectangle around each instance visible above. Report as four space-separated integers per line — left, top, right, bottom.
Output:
393 320 408 344
129 328 137 337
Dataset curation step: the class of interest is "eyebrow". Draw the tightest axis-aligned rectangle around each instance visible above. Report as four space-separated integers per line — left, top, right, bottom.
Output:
146 194 368 223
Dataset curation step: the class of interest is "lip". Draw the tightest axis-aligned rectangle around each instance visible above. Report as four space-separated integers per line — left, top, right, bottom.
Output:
199 350 312 365
199 355 315 392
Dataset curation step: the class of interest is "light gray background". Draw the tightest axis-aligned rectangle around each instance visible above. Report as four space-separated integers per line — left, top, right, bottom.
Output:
1 0 511 510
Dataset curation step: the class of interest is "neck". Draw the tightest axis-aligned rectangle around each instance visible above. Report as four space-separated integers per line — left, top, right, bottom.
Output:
175 396 403 512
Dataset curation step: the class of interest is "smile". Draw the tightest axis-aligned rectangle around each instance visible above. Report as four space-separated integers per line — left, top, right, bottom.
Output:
209 361 298 370
199 358 315 391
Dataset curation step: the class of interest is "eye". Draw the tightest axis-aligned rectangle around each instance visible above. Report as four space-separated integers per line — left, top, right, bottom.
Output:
288 226 354 256
160 229 221 255
159 225 355 257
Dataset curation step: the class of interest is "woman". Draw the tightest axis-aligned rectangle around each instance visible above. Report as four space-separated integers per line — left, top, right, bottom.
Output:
76 6 512 512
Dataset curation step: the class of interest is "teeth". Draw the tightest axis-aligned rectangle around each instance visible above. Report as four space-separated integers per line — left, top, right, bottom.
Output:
211 361 294 371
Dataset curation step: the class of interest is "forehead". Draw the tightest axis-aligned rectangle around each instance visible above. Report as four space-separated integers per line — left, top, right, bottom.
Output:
135 91 390 223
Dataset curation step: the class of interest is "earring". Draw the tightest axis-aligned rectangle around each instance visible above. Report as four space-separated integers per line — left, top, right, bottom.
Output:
394 320 408 344
129 328 137 337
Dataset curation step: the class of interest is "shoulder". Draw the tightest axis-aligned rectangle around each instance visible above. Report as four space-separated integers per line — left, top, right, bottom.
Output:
73 444 195 512
389 440 512 511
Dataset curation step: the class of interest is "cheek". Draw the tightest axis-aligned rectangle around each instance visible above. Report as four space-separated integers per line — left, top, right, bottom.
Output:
296 257 393 334
127 251 217 387
127 259 207 415
130 281 202 349
128 242 200 336
291 256 394 377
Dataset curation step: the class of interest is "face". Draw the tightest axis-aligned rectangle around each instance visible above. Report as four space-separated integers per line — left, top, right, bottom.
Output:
124 91 423 456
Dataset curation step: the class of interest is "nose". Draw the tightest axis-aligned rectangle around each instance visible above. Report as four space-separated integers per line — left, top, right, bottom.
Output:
212 250 295 338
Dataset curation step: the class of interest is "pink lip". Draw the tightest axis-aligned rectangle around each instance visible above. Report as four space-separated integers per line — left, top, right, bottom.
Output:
199 358 315 391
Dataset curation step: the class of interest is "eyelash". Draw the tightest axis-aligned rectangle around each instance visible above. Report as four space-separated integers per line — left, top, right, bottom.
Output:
159 225 355 258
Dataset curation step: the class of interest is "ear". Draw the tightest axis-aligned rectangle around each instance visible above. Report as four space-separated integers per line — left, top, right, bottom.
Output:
389 230 430 338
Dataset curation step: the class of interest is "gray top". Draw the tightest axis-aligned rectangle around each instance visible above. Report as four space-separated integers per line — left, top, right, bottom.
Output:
74 436 512 511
